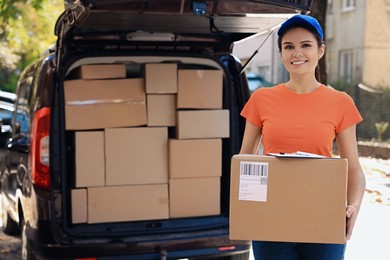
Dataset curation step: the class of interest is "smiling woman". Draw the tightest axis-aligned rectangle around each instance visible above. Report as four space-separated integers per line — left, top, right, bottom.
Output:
277 15 325 86
280 27 325 93
239 14 366 260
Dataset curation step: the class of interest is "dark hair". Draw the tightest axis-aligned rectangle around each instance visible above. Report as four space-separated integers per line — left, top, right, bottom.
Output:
277 24 324 81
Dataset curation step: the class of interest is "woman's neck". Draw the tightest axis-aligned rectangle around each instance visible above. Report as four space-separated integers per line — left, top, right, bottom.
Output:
286 74 321 94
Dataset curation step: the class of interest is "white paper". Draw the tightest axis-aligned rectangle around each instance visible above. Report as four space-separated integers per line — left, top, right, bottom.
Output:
267 151 326 158
239 161 268 202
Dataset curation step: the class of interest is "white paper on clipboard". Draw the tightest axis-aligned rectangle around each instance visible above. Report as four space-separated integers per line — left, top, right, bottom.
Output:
267 151 326 159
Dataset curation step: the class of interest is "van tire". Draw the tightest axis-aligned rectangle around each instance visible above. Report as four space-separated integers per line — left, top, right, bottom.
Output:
1 192 19 235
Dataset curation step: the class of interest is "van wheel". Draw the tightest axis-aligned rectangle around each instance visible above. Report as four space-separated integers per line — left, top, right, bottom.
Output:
1 192 19 235
21 218 35 260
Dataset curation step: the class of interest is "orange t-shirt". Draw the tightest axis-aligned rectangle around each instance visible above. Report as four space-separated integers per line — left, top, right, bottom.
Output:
241 84 363 157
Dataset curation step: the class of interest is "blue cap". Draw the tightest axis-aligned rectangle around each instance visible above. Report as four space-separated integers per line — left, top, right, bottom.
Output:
277 15 323 41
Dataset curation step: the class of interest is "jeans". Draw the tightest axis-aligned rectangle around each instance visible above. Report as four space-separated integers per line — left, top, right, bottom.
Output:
252 241 346 260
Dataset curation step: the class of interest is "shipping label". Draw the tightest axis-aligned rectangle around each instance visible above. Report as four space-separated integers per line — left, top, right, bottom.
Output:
239 161 269 202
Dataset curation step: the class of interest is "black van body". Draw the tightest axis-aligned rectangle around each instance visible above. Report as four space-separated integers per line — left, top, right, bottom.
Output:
1 1 312 259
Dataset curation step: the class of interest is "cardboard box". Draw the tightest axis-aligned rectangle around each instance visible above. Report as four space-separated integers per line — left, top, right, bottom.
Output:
73 64 126 79
64 78 146 130
64 78 145 103
169 139 222 178
71 189 87 224
88 184 169 224
105 127 168 186
229 155 348 244
75 131 105 187
147 95 176 126
176 110 229 139
177 70 223 109
169 177 220 218
145 63 177 94
66 103 147 130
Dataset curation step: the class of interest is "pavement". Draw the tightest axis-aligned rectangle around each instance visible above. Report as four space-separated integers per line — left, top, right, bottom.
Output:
344 197 390 260
0 230 20 260
344 157 390 260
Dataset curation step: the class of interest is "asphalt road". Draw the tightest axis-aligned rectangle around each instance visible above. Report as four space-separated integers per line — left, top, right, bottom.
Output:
1 157 389 260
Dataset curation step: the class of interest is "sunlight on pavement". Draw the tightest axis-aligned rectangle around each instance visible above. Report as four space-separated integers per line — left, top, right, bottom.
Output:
344 157 390 259
360 157 390 206
345 197 390 260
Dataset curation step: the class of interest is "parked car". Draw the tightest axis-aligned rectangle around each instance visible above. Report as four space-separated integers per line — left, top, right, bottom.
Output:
1 1 312 259
0 91 16 179
0 90 16 142
0 90 16 104
0 101 14 148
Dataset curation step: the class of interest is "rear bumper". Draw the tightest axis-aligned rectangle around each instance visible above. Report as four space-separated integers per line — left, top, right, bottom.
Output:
29 230 251 260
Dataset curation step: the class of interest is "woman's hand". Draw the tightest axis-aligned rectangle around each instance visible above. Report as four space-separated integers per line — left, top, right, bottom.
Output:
337 125 366 241
346 204 359 240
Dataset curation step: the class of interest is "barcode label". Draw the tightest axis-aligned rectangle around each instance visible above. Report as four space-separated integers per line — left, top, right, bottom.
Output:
240 162 268 177
239 161 269 202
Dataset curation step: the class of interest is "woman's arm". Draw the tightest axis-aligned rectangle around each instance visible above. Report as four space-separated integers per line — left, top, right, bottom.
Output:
336 124 366 241
240 120 262 154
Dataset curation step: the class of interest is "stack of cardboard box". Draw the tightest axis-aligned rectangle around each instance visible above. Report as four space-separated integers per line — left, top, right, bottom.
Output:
69 63 228 224
169 68 228 218
64 64 146 130
67 63 169 224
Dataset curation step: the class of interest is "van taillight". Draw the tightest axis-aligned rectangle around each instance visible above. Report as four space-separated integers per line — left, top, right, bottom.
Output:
31 107 50 190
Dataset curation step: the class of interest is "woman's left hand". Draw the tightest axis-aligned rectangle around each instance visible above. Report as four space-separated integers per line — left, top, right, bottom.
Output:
346 205 359 240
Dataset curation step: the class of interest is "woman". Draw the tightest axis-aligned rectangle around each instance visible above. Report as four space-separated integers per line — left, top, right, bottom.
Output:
240 15 366 260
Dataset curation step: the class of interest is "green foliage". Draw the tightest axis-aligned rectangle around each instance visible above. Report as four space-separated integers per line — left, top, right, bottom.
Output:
0 70 19 92
0 0 64 92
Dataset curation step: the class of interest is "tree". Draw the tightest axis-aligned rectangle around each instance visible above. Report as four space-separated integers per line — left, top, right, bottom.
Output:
0 0 63 92
310 0 328 84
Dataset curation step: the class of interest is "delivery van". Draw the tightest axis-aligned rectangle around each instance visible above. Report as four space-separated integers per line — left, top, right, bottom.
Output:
0 1 312 259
